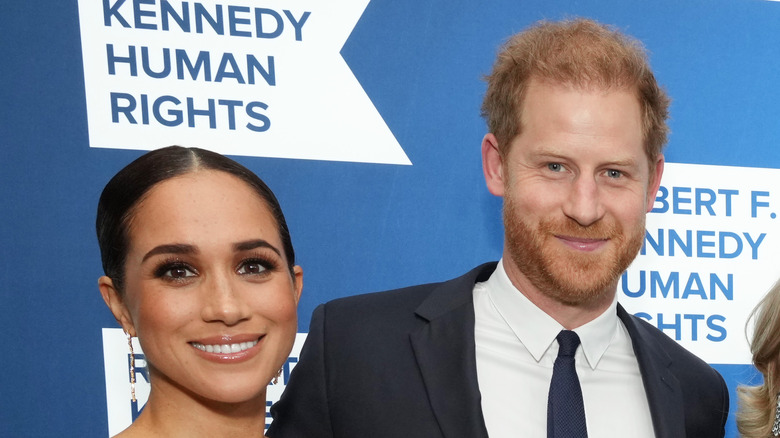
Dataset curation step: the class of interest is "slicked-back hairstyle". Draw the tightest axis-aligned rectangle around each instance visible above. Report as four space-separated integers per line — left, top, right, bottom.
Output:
96 146 295 293
737 279 780 437
481 18 670 165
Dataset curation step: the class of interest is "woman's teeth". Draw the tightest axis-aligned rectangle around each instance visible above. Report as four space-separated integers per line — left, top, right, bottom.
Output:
190 339 258 354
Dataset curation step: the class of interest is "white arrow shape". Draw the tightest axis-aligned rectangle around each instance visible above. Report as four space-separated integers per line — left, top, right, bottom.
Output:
78 0 411 165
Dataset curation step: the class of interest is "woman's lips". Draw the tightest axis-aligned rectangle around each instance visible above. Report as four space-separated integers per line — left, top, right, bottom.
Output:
188 334 265 362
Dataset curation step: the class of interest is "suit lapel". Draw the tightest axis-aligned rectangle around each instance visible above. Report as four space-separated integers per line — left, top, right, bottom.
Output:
409 263 495 438
618 305 686 438
409 266 686 438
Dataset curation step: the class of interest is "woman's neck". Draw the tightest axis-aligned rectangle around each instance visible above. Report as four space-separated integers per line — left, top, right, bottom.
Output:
115 379 269 438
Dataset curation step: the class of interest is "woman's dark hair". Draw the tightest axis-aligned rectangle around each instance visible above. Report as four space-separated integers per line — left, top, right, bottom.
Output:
96 146 295 293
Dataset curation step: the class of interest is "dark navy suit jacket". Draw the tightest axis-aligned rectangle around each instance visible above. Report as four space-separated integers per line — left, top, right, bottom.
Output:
269 262 729 438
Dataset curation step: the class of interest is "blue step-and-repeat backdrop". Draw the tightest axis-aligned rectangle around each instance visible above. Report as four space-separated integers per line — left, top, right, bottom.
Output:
3 1 780 436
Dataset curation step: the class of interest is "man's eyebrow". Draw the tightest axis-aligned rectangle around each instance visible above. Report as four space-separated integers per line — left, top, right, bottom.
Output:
142 244 198 262
604 158 639 167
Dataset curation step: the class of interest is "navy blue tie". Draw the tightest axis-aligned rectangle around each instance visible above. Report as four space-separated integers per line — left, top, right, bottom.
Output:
547 330 588 438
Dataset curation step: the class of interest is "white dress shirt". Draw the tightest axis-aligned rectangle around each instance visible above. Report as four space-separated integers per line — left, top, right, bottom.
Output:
474 260 655 437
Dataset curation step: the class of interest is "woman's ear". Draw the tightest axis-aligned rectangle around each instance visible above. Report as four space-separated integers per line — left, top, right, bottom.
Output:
292 266 303 306
98 276 136 336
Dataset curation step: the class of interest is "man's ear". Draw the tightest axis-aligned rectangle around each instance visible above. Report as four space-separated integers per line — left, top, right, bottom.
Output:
646 154 665 212
98 276 136 336
482 133 505 197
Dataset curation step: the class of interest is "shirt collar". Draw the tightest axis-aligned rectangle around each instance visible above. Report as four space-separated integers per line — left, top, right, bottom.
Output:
484 259 619 369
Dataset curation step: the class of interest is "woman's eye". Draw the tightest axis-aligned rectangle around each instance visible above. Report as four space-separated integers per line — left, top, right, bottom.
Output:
157 263 197 280
238 260 267 275
547 163 564 172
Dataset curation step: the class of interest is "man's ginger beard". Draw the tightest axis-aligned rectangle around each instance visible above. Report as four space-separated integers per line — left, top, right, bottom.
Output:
503 191 645 306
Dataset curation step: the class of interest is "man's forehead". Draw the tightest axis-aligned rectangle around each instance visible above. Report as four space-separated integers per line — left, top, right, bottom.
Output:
510 82 649 165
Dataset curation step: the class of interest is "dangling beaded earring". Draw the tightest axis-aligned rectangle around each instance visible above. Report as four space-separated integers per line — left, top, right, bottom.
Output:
772 391 780 436
126 331 136 403
272 367 283 385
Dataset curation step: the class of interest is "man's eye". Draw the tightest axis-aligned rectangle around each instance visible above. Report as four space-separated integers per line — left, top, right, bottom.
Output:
606 169 622 178
547 163 564 172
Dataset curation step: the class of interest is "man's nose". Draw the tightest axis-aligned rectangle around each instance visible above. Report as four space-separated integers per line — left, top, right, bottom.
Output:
562 175 605 227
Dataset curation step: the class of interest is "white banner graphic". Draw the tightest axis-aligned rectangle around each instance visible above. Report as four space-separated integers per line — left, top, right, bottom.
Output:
78 0 410 165
621 162 780 364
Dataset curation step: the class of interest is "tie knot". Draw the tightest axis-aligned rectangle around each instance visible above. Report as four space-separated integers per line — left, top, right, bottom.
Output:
556 330 580 357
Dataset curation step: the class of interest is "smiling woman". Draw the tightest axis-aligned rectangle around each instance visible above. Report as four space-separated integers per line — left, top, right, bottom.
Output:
95 146 302 438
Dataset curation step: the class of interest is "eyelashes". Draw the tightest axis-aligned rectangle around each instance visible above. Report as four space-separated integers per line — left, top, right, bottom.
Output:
153 259 198 282
151 255 280 283
236 257 278 276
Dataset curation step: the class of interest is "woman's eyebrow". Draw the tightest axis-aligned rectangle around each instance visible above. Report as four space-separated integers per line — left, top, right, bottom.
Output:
234 239 281 256
142 243 198 262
